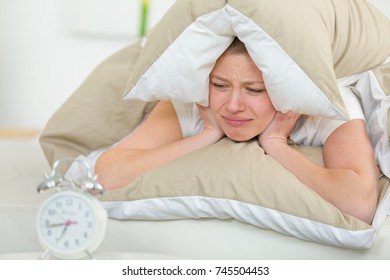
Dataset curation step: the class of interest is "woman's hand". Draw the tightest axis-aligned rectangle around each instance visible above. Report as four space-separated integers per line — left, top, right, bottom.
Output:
258 111 301 150
196 103 225 142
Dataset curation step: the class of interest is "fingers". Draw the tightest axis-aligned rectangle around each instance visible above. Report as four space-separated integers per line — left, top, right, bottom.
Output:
259 111 301 144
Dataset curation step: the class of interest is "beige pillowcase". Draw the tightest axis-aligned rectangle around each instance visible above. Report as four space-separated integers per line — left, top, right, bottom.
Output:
100 138 390 249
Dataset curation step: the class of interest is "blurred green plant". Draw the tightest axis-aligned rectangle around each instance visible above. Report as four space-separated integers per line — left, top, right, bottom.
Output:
140 0 150 37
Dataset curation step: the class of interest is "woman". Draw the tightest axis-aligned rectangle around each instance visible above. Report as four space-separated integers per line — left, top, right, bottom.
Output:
95 38 378 224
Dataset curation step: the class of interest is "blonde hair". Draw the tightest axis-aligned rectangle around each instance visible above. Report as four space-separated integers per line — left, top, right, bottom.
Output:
223 37 248 56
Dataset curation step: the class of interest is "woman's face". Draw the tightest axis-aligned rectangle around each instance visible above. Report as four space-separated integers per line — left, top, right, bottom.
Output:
209 52 276 141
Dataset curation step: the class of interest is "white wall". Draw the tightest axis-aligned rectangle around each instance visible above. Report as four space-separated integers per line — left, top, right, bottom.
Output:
0 0 175 130
0 0 389 130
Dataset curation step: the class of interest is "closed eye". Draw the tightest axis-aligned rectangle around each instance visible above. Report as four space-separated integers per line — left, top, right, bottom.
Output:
246 87 265 95
212 82 228 90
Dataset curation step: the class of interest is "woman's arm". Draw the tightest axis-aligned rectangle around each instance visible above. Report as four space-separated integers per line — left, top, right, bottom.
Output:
95 101 224 190
259 112 378 224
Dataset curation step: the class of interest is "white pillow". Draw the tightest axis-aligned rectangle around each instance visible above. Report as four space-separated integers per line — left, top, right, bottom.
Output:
123 0 390 122
124 4 347 120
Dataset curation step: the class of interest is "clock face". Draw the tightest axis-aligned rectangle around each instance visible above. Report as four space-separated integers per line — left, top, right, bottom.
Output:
37 190 106 259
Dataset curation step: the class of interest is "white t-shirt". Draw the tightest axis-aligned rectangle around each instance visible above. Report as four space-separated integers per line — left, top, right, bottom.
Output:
172 87 365 146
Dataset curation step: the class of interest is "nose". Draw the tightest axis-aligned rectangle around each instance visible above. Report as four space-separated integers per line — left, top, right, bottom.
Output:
226 90 245 113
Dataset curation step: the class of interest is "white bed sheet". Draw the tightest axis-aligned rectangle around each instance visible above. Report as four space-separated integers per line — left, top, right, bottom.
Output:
0 136 389 259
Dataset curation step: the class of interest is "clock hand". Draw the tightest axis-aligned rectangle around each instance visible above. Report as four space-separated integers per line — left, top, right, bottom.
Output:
46 221 78 228
46 222 66 228
60 220 71 239
59 223 69 239
57 220 78 240
66 220 78 226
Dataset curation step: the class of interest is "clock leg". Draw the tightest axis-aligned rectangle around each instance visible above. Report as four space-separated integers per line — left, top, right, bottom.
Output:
38 249 51 260
85 250 95 260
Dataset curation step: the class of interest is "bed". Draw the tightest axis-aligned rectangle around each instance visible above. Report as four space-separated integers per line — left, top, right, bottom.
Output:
1 0 390 259
0 135 390 259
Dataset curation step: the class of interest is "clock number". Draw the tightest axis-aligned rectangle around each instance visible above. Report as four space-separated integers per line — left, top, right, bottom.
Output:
66 198 73 206
55 201 62 209
48 209 55 216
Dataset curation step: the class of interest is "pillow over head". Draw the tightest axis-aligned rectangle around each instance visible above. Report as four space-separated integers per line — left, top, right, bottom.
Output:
123 0 390 121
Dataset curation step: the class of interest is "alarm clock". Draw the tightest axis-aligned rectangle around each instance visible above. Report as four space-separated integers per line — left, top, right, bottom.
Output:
36 157 107 260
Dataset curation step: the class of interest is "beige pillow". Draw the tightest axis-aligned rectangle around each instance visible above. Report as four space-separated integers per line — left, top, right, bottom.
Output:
100 138 390 249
